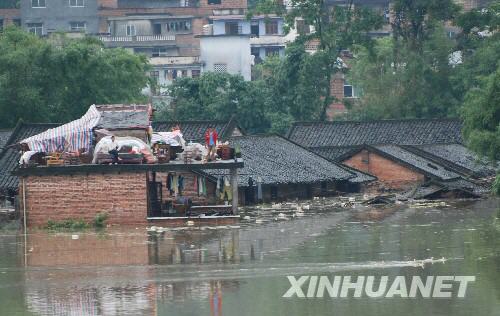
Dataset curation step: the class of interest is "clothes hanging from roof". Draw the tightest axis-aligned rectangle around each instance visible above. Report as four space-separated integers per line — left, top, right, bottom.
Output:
178 175 184 195
257 177 262 202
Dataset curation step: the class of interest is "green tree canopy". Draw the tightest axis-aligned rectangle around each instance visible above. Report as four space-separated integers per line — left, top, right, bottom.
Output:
0 27 150 128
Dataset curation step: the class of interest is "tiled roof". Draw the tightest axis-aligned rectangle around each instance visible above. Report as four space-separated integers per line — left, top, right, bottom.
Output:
287 119 463 148
405 144 496 178
95 104 151 130
0 129 13 151
152 118 241 142
371 145 461 181
0 122 60 193
310 146 361 162
204 135 354 186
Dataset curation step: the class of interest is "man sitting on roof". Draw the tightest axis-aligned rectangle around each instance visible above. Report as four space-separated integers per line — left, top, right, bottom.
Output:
107 136 120 165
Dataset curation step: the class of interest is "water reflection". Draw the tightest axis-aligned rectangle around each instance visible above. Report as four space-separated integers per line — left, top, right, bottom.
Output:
0 198 499 315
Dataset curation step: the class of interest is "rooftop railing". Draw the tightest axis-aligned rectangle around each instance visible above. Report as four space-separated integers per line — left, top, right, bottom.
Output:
99 34 176 42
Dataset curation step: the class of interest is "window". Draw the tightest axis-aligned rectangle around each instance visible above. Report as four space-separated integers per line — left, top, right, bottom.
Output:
152 47 167 57
27 23 43 36
165 20 191 33
265 21 278 35
250 23 259 37
265 47 280 57
225 22 240 35
0 20 3 33
214 63 227 73
31 0 46 7
296 19 310 35
153 24 161 35
13 19 21 27
150 71 159 83
343 84 357 98
361 150 369 164
208 0 221 4
191 70 200 78
70 22 86 32
126 25 136 36
69 0 85 7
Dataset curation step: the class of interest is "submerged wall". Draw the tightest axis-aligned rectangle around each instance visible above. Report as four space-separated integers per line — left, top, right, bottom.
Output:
343 150 425 190
21 172 148 227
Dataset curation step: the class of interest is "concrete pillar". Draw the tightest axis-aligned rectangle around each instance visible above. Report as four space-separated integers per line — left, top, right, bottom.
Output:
230 168 238 215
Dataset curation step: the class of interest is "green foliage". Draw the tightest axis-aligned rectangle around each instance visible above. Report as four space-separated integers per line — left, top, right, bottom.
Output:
0 27 150 128
163 72 272 134
346 26 460 120
46 212 109 230
46 218 90 231
462 66 500 162
93 212 109 228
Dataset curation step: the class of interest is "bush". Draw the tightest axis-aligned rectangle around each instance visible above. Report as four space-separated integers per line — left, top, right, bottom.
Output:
93 212 109 228
46 218 89 231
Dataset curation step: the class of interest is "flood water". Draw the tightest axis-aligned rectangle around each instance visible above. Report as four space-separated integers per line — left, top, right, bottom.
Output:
0 198 499 316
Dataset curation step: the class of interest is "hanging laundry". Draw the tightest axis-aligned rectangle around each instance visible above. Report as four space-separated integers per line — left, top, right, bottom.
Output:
178 175 184 195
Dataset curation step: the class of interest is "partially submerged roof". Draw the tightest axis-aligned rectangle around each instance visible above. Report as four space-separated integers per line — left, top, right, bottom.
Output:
404 144 496 178
205 135 355 186
287 119 463 148
152 117 242 142
95 104 152 130
0 122 60 193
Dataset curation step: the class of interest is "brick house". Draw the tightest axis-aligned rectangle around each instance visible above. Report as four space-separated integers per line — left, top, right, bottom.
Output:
287 119 495 193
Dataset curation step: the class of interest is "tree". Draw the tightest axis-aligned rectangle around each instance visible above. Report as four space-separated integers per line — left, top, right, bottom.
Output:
285 0 383 120
461 67 500 194
346 24 460 120
0 27 150 128
161 72 272 134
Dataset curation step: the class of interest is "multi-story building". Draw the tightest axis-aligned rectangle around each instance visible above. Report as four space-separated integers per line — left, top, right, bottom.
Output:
20 0 100 35
199 14 286 80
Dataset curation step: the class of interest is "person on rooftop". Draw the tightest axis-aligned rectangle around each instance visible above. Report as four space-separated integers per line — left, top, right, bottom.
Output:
205 128 218 162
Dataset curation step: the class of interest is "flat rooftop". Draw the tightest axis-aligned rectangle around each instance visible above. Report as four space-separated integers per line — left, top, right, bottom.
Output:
14 159 244 177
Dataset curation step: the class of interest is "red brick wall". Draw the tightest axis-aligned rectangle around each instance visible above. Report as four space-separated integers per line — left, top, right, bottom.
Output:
343 150 425 190
98 0 118 8
326 74 347 120
22 172 148 227
199 0 247 10
0 9 20 25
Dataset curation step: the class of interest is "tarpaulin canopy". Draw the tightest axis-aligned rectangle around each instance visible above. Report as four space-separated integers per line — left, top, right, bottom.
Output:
20 105 101 153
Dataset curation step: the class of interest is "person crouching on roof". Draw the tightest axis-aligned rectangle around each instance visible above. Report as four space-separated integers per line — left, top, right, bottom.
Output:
205 128 218 162
108 136 120 165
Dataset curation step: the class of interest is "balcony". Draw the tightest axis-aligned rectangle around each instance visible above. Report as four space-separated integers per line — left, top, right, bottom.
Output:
98 34 176 47
250 35 285 47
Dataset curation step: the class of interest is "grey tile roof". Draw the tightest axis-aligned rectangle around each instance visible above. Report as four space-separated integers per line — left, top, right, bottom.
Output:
310 146 361 162
287 119 463 148
204 135 355 187
95 104 151 130
152 118 240 142
372 145 461 181
406 144 496 178
0 129 13 151
0 122 60 193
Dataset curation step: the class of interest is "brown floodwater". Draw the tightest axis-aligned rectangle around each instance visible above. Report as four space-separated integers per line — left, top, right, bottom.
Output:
0 198 499 315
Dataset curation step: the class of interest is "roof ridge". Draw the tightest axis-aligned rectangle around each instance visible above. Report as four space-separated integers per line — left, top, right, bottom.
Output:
291 117 462 126
153 119 232 124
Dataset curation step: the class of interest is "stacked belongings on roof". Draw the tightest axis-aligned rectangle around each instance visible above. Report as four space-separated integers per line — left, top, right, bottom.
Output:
151 126 185 161
19 105 100 167
92 136 157 164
